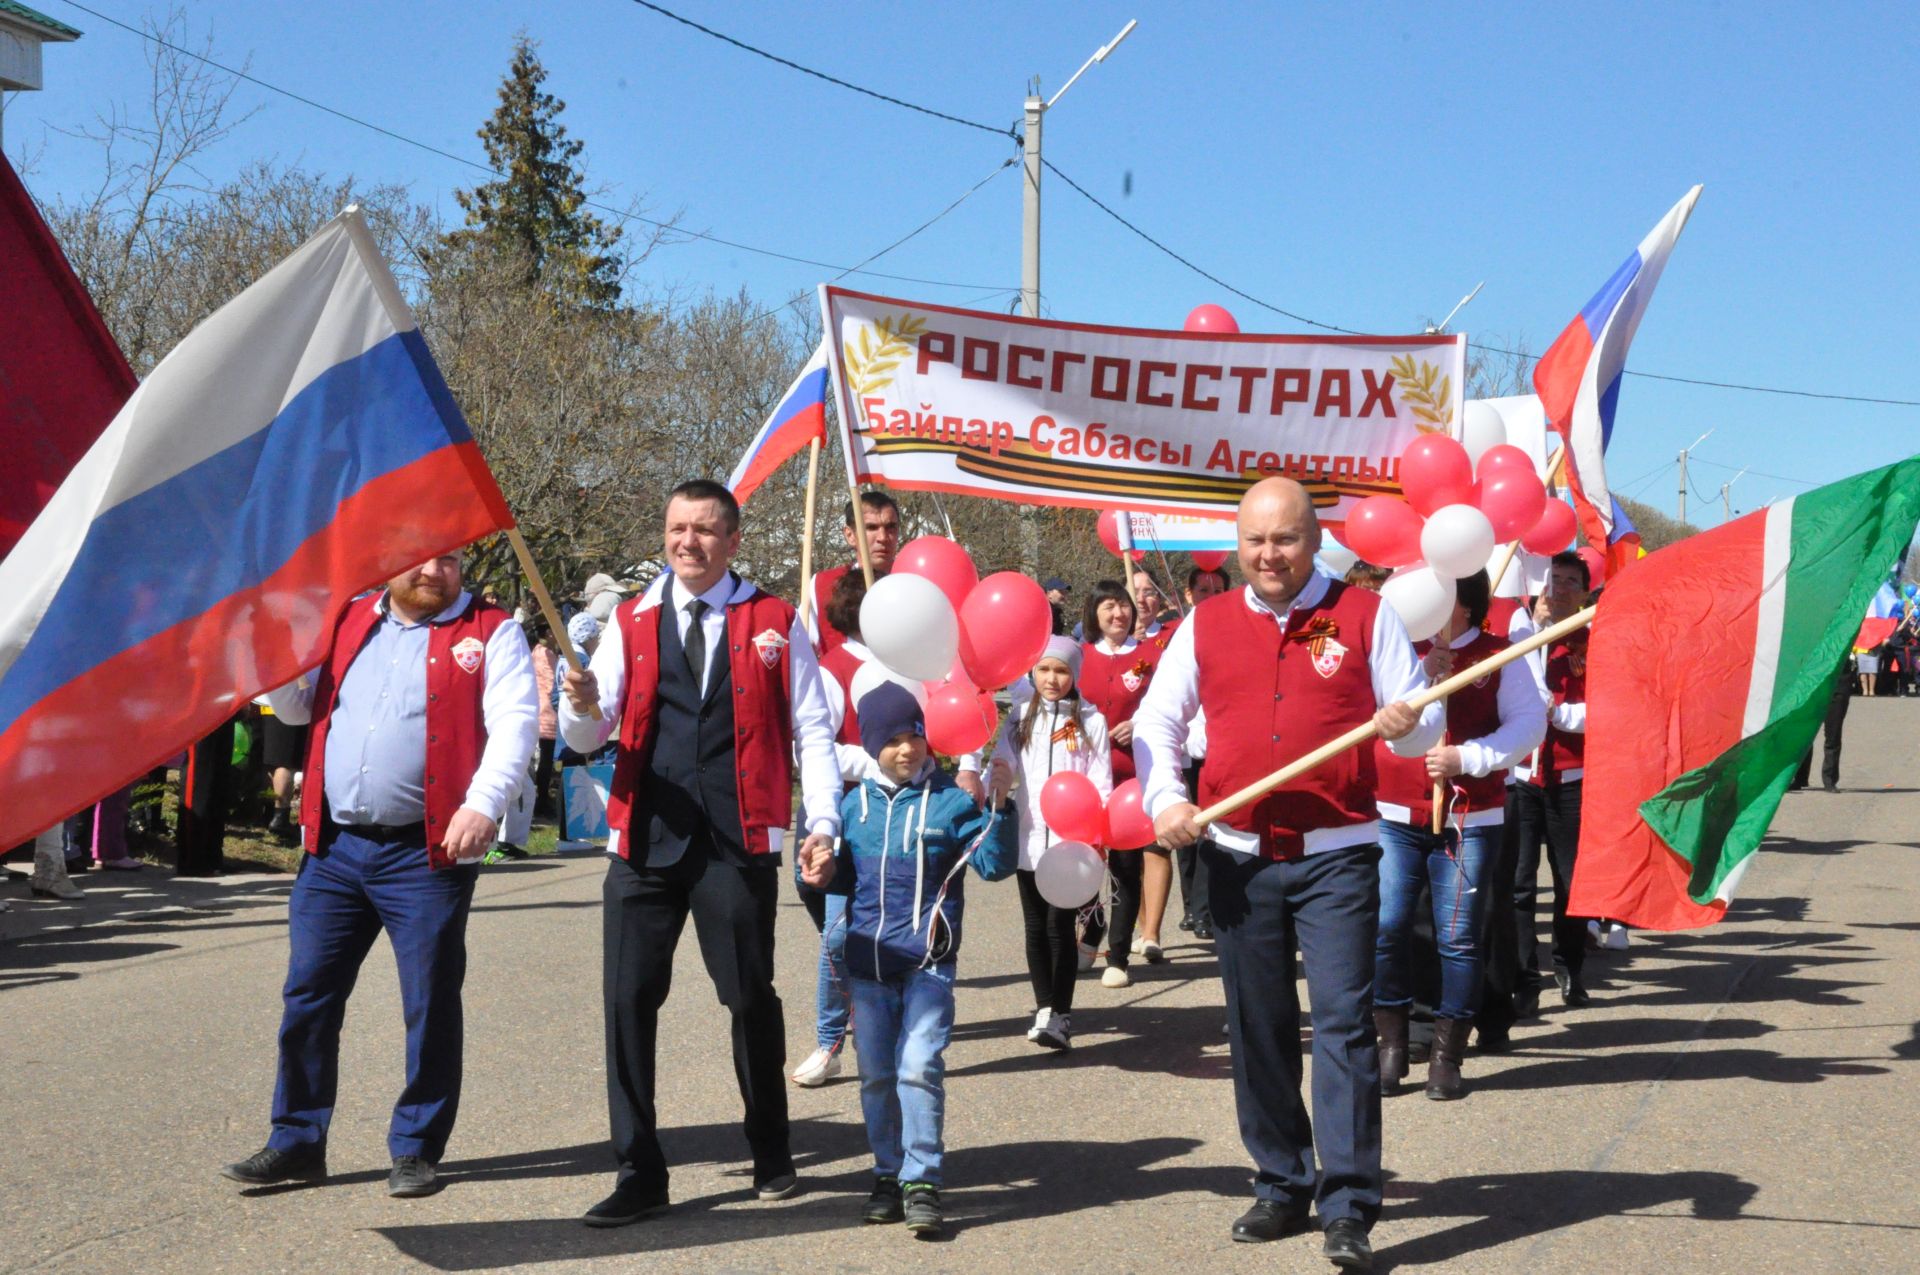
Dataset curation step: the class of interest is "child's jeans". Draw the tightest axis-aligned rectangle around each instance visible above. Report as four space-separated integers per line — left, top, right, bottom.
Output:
849 962 956 1186
817 893 850 1049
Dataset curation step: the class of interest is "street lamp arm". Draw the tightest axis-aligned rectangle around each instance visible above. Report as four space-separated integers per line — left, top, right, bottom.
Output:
1047 18 1139 110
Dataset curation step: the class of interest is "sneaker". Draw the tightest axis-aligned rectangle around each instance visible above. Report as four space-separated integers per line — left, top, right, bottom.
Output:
901 1182 944 1237
222 1143 327 1186
1033 1011 1071 1050
1601 922 1630 951
791 1043 843 1087
1076 942 1097 972
755 1172 799 1201
863 1175 904 1223
388 1155 440 1197
99 857 145 872
1026 1008 1051 1044
1102 965 1132 989
1140 939 1165 964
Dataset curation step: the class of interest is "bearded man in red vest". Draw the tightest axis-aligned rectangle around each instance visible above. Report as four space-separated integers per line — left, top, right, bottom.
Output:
1134 477 1442 1273
560 479 842 1228
223 552 539 1199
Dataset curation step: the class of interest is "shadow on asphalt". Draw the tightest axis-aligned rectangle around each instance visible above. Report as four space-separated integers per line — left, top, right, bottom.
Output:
370 1130 1249 1268
1377 1168 1759 1269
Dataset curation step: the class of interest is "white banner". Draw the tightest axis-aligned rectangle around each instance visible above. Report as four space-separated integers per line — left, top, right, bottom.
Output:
822 286 1466 523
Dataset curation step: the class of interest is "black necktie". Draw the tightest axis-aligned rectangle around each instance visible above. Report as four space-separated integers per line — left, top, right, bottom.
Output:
684 598 709 687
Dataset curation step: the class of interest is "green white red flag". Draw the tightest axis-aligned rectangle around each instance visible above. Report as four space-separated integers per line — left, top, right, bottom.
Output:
1570 456 1920 929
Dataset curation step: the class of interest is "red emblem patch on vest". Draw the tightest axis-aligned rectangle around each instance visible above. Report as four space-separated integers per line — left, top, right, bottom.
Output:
451 636 485 674
1312 637 1348 679
753 628 788 669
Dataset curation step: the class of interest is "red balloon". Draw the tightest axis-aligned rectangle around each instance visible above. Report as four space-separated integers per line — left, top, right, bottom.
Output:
1040 771 1106 845
925 680 996 755
1105 779 1155 848
958 571 1054 690
1478 470 1549 541
1577 545 1608 586
1475 444 1535 482
1519 499 1578 555
1096 509 1145 562
1189 549 1229 572
1399 435 1476 516
895 535 978 612
1183 303 1240 334
1343 495 1426 568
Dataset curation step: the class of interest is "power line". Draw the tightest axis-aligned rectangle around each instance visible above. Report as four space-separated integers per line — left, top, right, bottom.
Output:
1042 156 1920 409
1687 455 1817 487
625 0 1018 140
56 0 1011 293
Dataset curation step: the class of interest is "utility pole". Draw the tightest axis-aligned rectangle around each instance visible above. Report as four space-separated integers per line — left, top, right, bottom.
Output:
0 4 84 152
1677 427 1713 525
1720 466 1749 524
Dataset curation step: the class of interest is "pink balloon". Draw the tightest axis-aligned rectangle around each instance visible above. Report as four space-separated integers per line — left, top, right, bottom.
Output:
1399 435 1476 516
1189 549 1229 572
925 680 995 755
958 572 1054 690
1105 779 1154 848
1520 499 1578 555
1096 509 1145 562
1478 470 1549 541
1476 444 1535 482
1344 495 1426 568
895 535 978 613
1184 304 1241 334
1041 771 1106 845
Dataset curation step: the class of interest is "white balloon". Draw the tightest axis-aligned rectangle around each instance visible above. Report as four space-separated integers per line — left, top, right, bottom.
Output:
858 573 959 682
1316 533 1358 577
1034 839 1104 908
1381 566 1457 642
1459 399 1508 467
848 660 928 712
1420 504 1497 579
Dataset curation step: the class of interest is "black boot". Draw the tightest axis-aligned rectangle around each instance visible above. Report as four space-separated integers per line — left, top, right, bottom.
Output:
1425 1018 1471 1100
1373 1004 1409 1094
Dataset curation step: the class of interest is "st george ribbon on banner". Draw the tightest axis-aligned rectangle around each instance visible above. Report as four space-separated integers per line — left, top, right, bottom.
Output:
0 208 514 848
821 286 1464 523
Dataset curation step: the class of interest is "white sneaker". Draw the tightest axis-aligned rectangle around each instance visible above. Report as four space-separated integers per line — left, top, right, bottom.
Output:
790 1044 843 1087
1077 943 1097 972
1102 965 1132 989
1139 940 1165 964
1027 1008 1051 1043
1033 1011 1071 1050
1602 922 1631 951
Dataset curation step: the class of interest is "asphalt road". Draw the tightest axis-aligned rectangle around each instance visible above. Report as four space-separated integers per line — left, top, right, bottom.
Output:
4 698 1917 1274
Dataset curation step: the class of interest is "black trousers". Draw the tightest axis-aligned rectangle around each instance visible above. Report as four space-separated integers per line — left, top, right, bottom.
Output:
1476 793 1525 1035
1017 869 1080 1014
1177 762 1211 926
1104 847 1145 969
602 847 791 1193
1790 687 1850 789
1510 780 1586 990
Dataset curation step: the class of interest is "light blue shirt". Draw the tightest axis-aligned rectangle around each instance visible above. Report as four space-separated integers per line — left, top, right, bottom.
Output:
322 598 434 826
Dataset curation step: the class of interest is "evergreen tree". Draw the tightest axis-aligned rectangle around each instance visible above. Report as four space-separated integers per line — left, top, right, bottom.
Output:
446 34 623 306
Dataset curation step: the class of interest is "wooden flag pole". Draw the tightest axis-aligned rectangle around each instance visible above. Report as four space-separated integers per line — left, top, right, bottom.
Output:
1429 613 1455 835
797 438 823 629
506 527 601 721
849 480 876 586
1194 604 1597 830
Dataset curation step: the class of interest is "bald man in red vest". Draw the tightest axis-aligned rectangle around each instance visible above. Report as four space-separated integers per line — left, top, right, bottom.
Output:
1134 478 1441 1272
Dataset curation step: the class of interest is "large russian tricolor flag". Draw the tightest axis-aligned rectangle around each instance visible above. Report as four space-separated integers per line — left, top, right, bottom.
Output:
1534 186 1702 568
726 342 829 504
0 209 513 847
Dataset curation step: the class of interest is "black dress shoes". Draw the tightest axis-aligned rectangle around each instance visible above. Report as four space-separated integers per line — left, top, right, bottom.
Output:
221 1143 327 1186
583 1180 670 1228
1554 968 1592 1006
1323 1217 1374 1271
1231 1199 1311 1243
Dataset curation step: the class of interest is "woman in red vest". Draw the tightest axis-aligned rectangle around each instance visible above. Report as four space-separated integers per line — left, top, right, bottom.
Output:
1371 570 1544 1101
1079 579 1163 986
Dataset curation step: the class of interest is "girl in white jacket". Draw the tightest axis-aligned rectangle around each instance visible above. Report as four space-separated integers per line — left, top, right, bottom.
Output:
988 636 1111 1050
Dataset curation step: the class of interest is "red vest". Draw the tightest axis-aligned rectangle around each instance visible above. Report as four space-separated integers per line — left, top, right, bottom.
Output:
1079 640 1161 782
1538 631 1588 780
820 643 866 746
1374 629 1509 824
812 564 853 657
299 593 506 869
604 582 798 858
1195 582 1381 860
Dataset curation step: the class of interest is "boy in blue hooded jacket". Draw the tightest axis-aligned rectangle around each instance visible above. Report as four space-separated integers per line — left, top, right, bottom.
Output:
799 680 1016 1238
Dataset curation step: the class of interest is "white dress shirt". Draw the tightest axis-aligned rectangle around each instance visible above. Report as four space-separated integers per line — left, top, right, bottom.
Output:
264 590 539 830
557 571 843 837
1131 576 1444 856
1510 607 1586 785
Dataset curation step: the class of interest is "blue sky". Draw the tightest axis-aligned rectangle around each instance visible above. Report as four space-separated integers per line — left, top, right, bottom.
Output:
8 0 1916 523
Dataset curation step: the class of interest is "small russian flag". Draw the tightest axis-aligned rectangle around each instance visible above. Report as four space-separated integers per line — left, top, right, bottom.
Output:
727 342 830 505
1534 186 1701 569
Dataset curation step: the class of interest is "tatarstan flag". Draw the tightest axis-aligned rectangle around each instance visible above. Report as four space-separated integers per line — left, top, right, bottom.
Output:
1569 456 1920 929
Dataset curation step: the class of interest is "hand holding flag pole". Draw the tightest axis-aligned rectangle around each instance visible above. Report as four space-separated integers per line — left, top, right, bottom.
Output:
503 528 600 721
1191 605 1597 831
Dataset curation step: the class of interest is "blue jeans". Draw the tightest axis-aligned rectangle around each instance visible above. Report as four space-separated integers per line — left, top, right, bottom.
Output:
849 963 955 1186
269 825 478 1161
1375 820 1497 1021
816 892 850 1049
